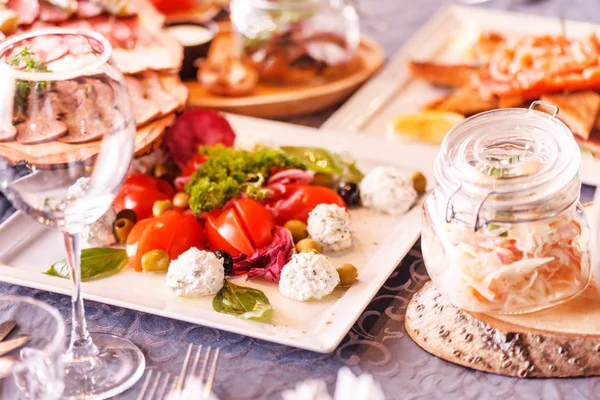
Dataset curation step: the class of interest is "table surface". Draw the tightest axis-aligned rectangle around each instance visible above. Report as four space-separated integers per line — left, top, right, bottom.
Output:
1 1 600 399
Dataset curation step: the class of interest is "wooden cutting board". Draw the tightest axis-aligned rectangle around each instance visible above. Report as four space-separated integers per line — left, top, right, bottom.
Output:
185 34 385 119
406 204 600 378
0 75 187 168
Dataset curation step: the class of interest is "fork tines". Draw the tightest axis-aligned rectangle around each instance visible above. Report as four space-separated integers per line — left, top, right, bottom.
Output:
137 370 173 400
174 344 221 399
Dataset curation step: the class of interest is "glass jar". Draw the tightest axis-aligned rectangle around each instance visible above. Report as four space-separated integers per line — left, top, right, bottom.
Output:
422 101 591 314
230 0 360 85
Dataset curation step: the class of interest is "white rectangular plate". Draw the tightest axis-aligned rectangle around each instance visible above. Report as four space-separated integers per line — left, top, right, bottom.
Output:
323 5 600 187
0 115 434 353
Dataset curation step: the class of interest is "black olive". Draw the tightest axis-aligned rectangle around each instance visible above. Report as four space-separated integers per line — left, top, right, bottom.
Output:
213 250 233 275
337 182 361 207
116 209 137 224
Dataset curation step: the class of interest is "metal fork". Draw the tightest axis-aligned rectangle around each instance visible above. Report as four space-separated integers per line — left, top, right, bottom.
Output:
173 344 221 399
136 370 173 400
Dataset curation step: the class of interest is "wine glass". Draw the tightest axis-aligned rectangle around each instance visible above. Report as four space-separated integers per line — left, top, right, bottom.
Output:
0 295 66 399
0 28 144 399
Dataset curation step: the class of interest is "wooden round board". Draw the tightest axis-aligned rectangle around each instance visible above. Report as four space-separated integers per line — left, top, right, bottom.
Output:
0 75 187 168
185 36 385 119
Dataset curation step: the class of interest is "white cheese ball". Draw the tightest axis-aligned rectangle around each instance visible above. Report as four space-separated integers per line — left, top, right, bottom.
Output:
359 166 417 216
166 248 225 297
279 252 340 301
68 177 116 247
307 203 352 252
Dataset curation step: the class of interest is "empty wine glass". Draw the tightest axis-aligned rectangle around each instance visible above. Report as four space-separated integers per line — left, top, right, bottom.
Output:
0 28 144 399
0 295 66 399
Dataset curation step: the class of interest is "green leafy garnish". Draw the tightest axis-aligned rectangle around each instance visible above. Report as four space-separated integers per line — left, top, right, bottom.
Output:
487 223 510 238
44 248 127 282
280 146 364 183
7 47 49 108
185 145 304 214
212 280 272 322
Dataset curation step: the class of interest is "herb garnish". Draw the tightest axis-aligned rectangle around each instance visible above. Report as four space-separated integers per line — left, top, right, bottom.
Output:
185 145 305 214
44 248 128 282
212 280 272 322
7 47 49 108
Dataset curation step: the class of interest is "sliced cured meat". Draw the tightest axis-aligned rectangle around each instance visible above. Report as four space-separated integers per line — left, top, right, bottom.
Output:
6 0 39 25
39 1 71 22
30 35 69 63
0 124 17 142
59 97 107 143
121 17 154 47
87 16 113 42
88 78 119 131
112 19 134 49
58 19 92 29
124 75 161 127
76 0 102 18
140 71 179 116
43 0 77 13
89 0 136 17
16 119 68 144
64 35 93 56
0 8 18 35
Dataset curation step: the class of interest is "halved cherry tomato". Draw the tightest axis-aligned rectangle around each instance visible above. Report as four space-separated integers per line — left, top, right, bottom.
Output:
232 198 275 248
205 213 244 257
206 208 254 257
114 174 175 220
269 184 346 225
126 210 205 272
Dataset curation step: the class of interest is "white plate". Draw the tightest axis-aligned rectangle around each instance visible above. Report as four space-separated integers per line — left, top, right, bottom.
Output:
0 115 433 353
322 5 600 187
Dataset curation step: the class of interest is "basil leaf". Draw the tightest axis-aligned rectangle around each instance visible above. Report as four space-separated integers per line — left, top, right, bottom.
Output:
44 248 127 282
280 146 364 183
212 280 272 323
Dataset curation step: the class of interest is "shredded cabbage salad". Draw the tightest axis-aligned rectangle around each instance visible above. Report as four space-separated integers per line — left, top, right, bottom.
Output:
422 197 590 313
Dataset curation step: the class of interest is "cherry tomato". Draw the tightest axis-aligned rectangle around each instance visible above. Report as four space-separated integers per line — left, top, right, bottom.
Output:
126 210 205 272
181 154 208 177
271 184 346 225
205 208 254 257
232 198 275 248
150 0 194 14
114 174 175 220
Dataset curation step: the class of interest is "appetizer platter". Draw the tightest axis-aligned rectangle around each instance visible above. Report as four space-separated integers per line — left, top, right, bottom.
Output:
0 113 435 353
323 5 600 186
0 0 188 167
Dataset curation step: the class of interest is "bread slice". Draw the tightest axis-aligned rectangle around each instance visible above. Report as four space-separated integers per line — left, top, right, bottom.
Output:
576 129 600 158
472 32 505 63
409 61 478 88
425 86 497 116
540 91 600 140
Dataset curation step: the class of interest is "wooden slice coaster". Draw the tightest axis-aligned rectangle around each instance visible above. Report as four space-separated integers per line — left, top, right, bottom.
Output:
406 280 600 378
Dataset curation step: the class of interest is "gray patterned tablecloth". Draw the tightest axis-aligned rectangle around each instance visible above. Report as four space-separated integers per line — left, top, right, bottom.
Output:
1 1 599 399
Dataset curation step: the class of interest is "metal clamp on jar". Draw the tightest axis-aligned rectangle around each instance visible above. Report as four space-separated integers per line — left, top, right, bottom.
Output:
422 101 591 314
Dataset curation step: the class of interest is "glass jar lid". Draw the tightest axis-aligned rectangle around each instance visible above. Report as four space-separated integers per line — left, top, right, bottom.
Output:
435 101 581 230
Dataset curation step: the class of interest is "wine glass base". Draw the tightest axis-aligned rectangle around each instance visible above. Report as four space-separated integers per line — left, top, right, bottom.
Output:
61 332 145 400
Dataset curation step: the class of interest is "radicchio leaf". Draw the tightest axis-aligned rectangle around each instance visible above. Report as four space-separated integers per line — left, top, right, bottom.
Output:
162 109 236 168
232 227 295 283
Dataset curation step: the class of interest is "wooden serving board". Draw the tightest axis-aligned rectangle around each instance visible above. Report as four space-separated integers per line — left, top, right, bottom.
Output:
185 35 385 119
0 75 187 168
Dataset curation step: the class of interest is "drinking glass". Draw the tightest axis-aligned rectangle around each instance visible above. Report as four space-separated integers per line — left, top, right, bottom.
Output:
0 295 66 399
593 189 600 289
0 28 144 399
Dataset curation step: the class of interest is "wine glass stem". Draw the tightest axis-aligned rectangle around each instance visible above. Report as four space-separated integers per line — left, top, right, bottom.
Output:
63 232 98 358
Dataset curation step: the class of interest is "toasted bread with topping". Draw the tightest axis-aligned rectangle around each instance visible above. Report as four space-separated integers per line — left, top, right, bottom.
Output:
425 86 497 116
541 91 600 140
409 61 478 88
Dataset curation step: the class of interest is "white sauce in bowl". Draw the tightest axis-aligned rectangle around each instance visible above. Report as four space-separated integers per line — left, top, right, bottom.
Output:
167 25 215 47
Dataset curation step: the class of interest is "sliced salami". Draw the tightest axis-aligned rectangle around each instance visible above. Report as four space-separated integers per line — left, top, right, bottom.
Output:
30 35 69 63
6 0 39 25
59 97 107 143
121 17 154 47
124 75 161 126
0 124 17 142
16 119 68 144
64 35 93 56
140 71 179 116
112 18 134 49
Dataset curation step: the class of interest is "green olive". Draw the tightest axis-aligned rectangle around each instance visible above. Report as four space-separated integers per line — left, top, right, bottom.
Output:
296 238 322 254
113 217 134 243
173 192 190 209
115 209 137 224
141 249 170 272
336 263 358 287
152 200 173 217
284 220 308 243
153 163 169 179
412 171 427 194
300 248 320 254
